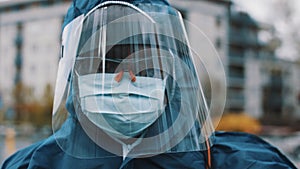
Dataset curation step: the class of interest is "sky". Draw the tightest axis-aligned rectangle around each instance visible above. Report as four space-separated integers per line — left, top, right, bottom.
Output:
233 0 300 60
233 0 300 22
232 0 296 23
233 0 272 22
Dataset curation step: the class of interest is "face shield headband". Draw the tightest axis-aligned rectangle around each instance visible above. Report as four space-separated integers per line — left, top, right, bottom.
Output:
52 1 225 159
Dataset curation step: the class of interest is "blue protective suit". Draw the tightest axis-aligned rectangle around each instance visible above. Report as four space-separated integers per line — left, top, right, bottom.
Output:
1 0 297 168
1 125 297 168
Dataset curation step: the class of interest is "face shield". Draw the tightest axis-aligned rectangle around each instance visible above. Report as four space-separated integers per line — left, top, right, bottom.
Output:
52 1 219 159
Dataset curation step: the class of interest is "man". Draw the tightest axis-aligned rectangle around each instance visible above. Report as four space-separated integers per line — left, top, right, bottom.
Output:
1 0 297 168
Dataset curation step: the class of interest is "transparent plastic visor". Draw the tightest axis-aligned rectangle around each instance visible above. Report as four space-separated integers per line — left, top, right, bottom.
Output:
52 1 224 159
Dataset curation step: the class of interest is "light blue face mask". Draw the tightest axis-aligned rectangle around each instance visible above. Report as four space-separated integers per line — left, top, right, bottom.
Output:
78 72 166 139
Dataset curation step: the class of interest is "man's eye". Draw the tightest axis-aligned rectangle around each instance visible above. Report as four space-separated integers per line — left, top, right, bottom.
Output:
97 61 121 73
136 69 164 78
136 69 152 77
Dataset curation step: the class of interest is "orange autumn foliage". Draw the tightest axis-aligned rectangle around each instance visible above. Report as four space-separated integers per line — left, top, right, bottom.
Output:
215 113 262 134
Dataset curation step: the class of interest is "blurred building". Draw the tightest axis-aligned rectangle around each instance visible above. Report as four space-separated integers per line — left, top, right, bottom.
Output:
228 11 261 114
258 51 300 125
171 0 300 126
228 10 300 126
169 0 231 63
0 0 71 118
169 0 231 119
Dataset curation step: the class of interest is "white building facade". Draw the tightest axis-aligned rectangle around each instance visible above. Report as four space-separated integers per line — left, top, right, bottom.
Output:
0 1 70 110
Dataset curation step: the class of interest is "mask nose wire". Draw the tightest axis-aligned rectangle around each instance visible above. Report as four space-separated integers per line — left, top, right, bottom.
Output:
114 70 136 82
114 70 124 82
129 70 136 82
114 46 137 83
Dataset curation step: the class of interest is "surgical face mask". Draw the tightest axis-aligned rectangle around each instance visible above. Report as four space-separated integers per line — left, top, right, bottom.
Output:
77 72 166 139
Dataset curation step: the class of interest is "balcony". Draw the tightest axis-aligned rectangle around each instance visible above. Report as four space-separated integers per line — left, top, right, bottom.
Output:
227 90 244 99
14 53 23 69
14 34 23 47
229 31 259 48
231 12 258 28
228 56 245 66
228 68 244 79
226 98 245 111
227 77 245 88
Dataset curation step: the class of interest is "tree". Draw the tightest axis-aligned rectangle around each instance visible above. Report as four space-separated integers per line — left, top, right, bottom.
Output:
12 82 33 123
11 82 54 127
